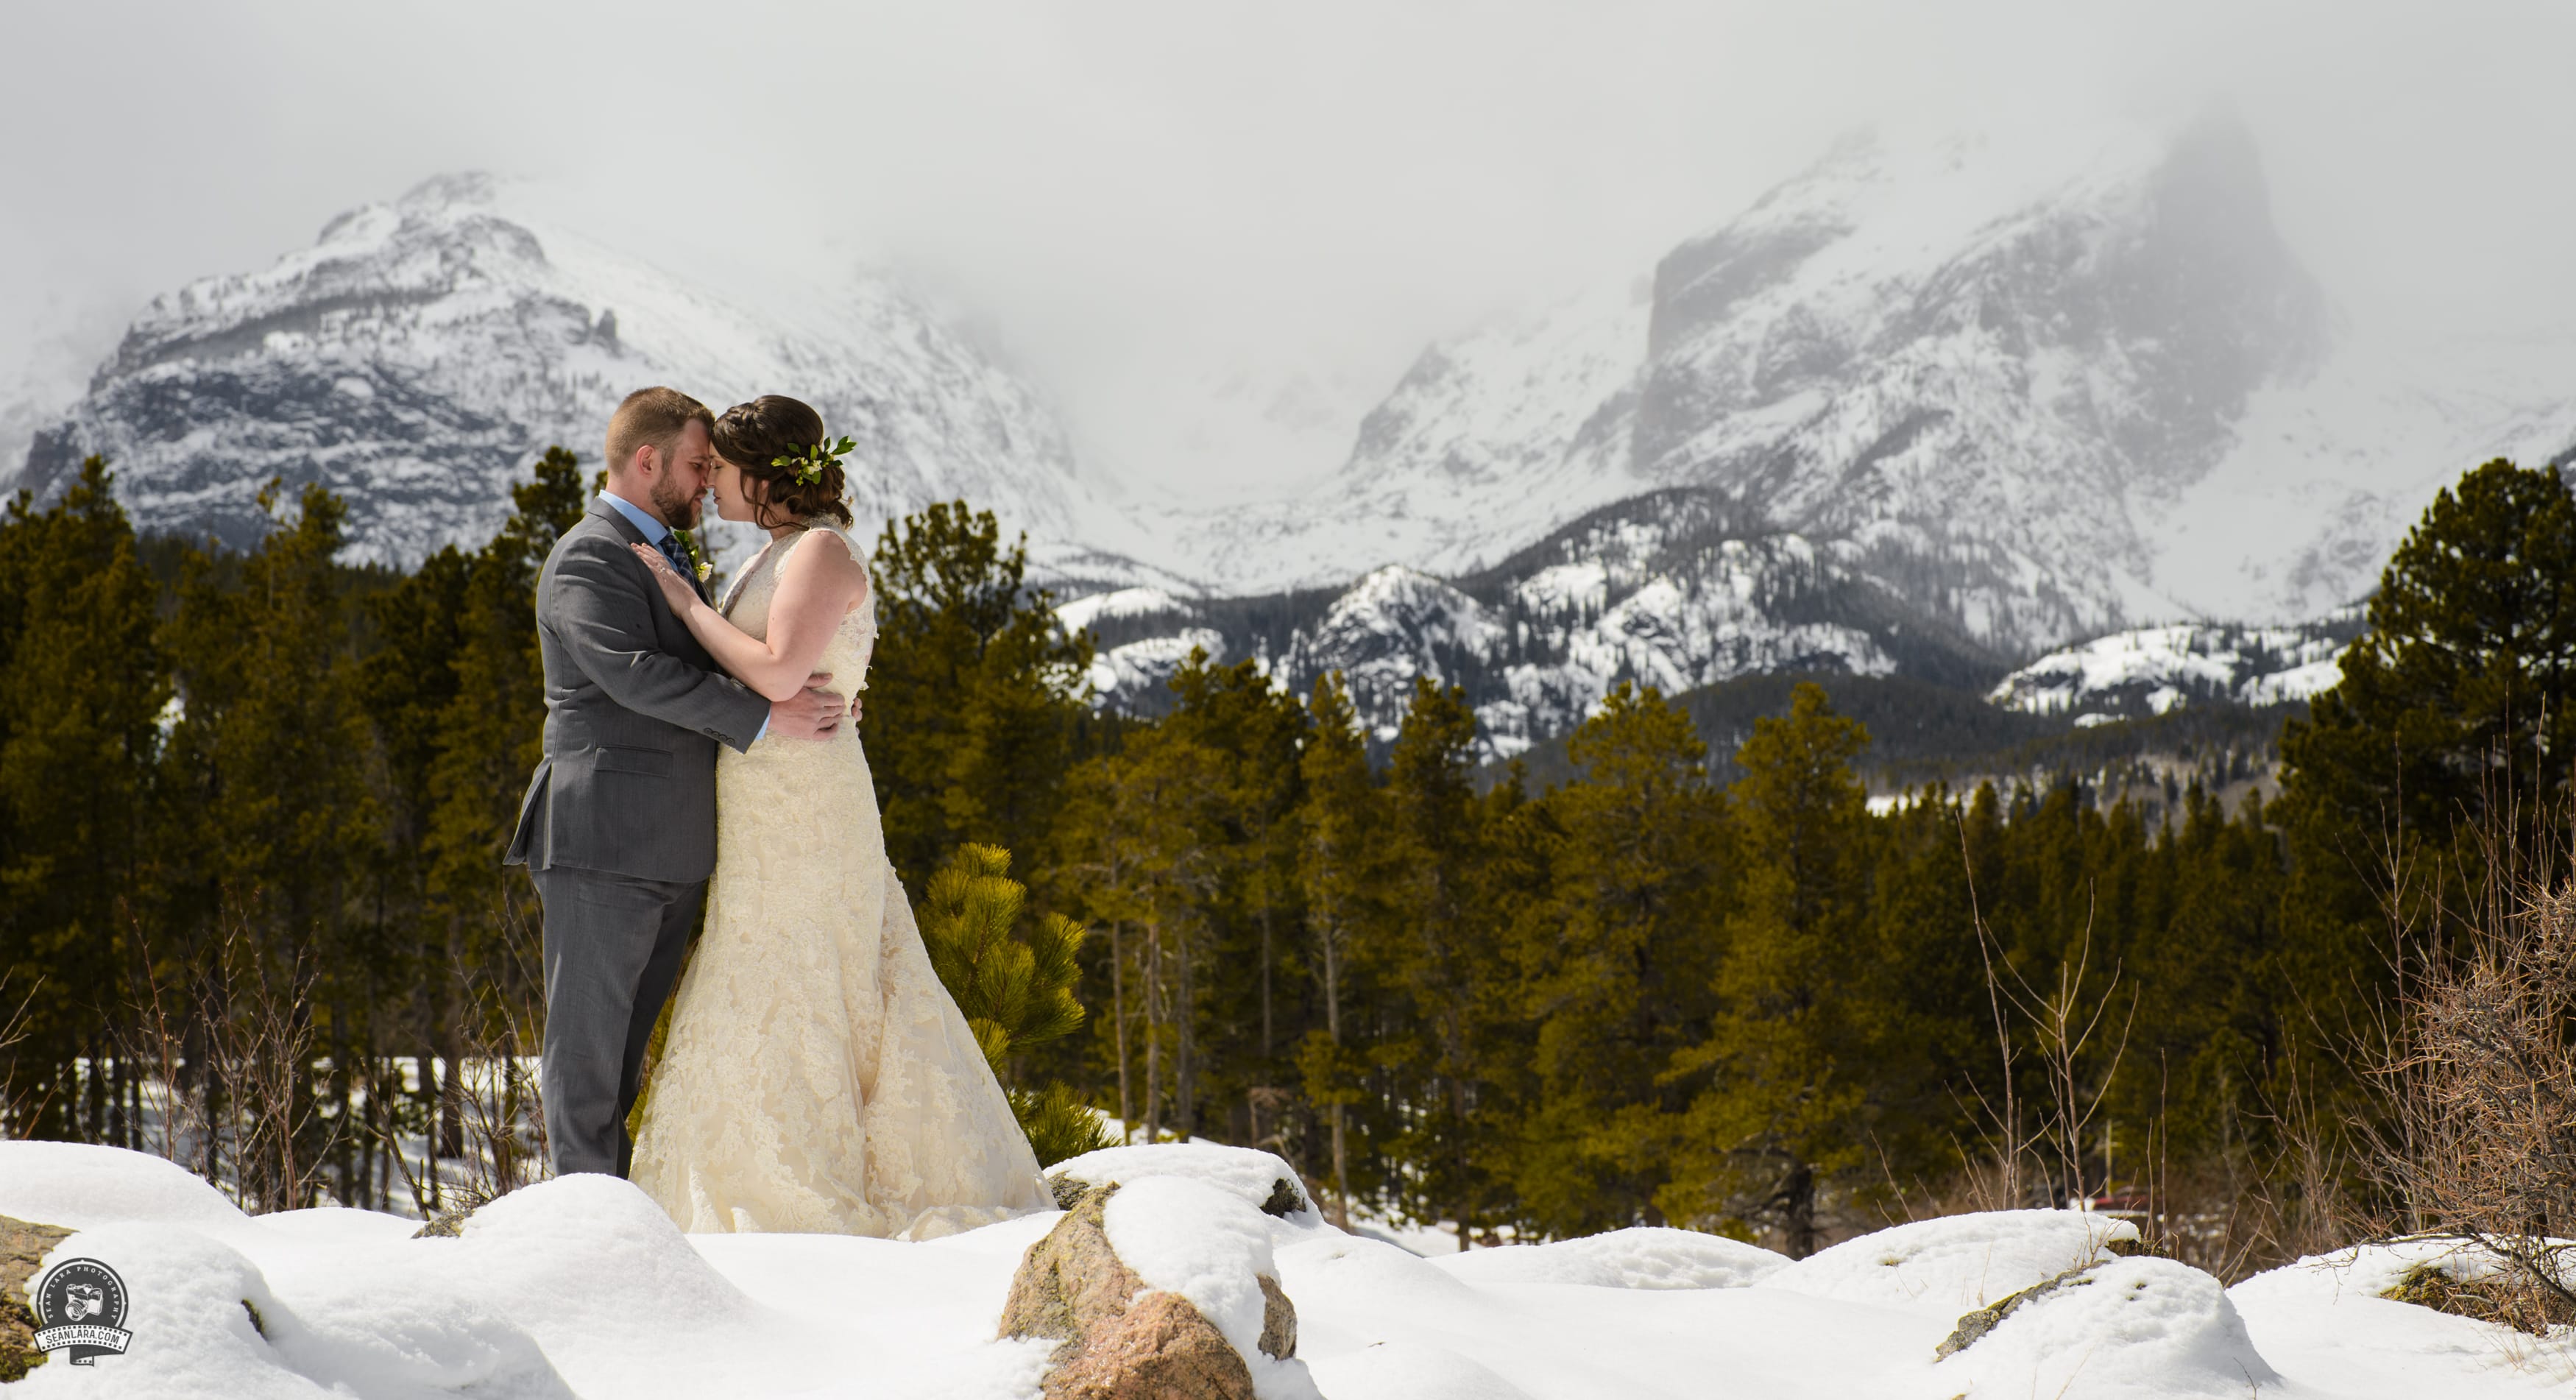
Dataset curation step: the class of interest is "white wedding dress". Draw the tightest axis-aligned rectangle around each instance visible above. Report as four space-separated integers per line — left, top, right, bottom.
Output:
629 521 1052 1237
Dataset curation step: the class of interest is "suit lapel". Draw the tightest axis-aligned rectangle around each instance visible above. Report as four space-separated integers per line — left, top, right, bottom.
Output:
588 495 710 607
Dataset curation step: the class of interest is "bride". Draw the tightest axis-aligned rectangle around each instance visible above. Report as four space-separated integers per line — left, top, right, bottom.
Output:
623 394 1051 1238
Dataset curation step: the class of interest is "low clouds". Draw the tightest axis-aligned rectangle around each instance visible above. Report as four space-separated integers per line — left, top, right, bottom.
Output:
4 0 2569 501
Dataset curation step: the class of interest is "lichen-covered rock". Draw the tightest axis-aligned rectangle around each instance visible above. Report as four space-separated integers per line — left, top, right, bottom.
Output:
1256 1275 1295 1360
1 1212 73 1382
999 1185 1147 1359
1936 1262 2101 1358
411 1207 475 1240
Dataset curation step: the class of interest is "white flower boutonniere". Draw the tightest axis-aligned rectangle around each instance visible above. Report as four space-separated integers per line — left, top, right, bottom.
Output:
673 528 713 584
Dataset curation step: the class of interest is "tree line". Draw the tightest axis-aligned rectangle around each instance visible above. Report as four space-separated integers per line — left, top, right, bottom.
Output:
0 450 2568 1266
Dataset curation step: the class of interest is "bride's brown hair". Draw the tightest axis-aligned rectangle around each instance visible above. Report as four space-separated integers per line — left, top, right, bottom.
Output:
711 395 854 528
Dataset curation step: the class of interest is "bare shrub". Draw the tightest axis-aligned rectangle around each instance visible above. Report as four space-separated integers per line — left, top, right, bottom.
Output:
0 975 35 1135
1955 814 2137 1212
119 916 340 1212
389 937 551 1218
2379 875 2576 1333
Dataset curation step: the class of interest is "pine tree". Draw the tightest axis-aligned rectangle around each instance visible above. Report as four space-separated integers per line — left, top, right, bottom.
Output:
2271 457 2576 1144
868 502 1094 885
0 458 168 1140
418 447 586 1173
1512 682 1727 1236
157 480 381 1208
917 842 1109 1164
1052 720 1221 1143
1295 671 1382 1219
1376 677 1498 1237
2282 458 2576 849
1666 681 1874 1256
1157 653 1308 1146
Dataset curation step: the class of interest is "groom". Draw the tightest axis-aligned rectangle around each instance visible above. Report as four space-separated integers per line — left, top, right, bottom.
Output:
506 386 849 1178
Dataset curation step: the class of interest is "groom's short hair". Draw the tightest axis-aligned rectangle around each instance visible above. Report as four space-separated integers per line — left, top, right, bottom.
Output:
606 386 715 476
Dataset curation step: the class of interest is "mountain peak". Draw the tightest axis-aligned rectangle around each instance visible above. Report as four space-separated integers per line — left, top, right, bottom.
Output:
397 170 499 211
15 175 1100 568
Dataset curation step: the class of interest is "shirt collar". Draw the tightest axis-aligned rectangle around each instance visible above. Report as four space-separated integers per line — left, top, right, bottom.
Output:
598 489 670 546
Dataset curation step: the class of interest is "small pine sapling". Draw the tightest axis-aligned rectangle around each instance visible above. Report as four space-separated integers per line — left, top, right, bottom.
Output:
919 843 1111 1164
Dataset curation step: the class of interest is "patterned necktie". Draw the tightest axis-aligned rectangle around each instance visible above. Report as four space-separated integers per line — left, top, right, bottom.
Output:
657 534 696 597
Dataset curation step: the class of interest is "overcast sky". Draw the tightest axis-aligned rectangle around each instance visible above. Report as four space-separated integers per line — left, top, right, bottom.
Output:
6 0 2572 501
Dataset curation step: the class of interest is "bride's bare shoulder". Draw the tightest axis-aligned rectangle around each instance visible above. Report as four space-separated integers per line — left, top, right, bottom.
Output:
777 526 868 607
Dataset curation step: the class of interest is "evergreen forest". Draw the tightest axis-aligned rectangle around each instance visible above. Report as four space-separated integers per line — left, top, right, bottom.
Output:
2 450 2571 1276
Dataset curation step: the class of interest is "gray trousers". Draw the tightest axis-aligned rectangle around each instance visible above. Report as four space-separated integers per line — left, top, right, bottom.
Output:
531 866 703 1178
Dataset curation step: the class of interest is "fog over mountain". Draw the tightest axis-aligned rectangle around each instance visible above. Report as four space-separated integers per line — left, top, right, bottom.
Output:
12 104 2572 757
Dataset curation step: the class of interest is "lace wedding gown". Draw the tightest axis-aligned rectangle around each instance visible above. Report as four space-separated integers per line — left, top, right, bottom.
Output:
630 522 1052 1237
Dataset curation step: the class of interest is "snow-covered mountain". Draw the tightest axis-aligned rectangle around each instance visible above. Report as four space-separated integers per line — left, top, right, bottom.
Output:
18 120 2575 761
1985 609 2364 721
1081 488 2020 757
12 174 1127 570
1144 111 2576 657
1056 110 2574 749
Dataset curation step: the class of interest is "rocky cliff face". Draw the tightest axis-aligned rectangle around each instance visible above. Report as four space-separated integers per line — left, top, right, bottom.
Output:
1083 113 2571 747
1151 116 2354 649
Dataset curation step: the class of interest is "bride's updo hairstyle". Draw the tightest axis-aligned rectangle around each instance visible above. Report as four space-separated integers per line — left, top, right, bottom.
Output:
711 395 854 528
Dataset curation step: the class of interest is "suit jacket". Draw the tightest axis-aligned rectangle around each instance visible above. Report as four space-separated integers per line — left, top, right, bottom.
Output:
506 497 771 883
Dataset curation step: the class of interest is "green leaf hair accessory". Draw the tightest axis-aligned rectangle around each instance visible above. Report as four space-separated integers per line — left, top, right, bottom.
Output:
772 435 857 487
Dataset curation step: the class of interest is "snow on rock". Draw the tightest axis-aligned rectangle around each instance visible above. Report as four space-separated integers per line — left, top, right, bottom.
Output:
0 1139 249 1231
1925 1256 2278 1400
1101 1175 1322 1399
1764 1209 2140 1312
1047 1142 1321 1228
3 1143 2561 1399
2227 1242 2576 1397
422 1173 779 1385
2231 1237 2510 1309
250 1259 574 1400
1429 1227 1787 1290
10 1222 329 1399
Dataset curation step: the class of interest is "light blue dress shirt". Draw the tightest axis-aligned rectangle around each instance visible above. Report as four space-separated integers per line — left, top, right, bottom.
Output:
600 490 766 743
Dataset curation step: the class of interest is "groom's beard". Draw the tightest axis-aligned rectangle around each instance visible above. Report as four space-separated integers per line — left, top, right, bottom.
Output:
651 478 703 529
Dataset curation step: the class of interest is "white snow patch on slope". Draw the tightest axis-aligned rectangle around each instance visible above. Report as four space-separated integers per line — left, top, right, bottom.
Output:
1989 613 2357 716
1056 585 1191 633
1763 1208 2140 1312
1428 1227 1786 1290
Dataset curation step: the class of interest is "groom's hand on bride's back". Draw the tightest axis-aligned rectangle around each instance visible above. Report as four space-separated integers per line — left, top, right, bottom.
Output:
768 673 847 741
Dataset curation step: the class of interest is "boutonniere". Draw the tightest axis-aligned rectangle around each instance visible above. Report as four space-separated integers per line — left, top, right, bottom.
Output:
672 528 712 584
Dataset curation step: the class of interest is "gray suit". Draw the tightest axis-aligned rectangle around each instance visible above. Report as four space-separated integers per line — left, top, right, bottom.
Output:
506 497 770 1178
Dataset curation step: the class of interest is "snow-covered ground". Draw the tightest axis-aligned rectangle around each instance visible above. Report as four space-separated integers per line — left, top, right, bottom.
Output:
3 1139 2569 1399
